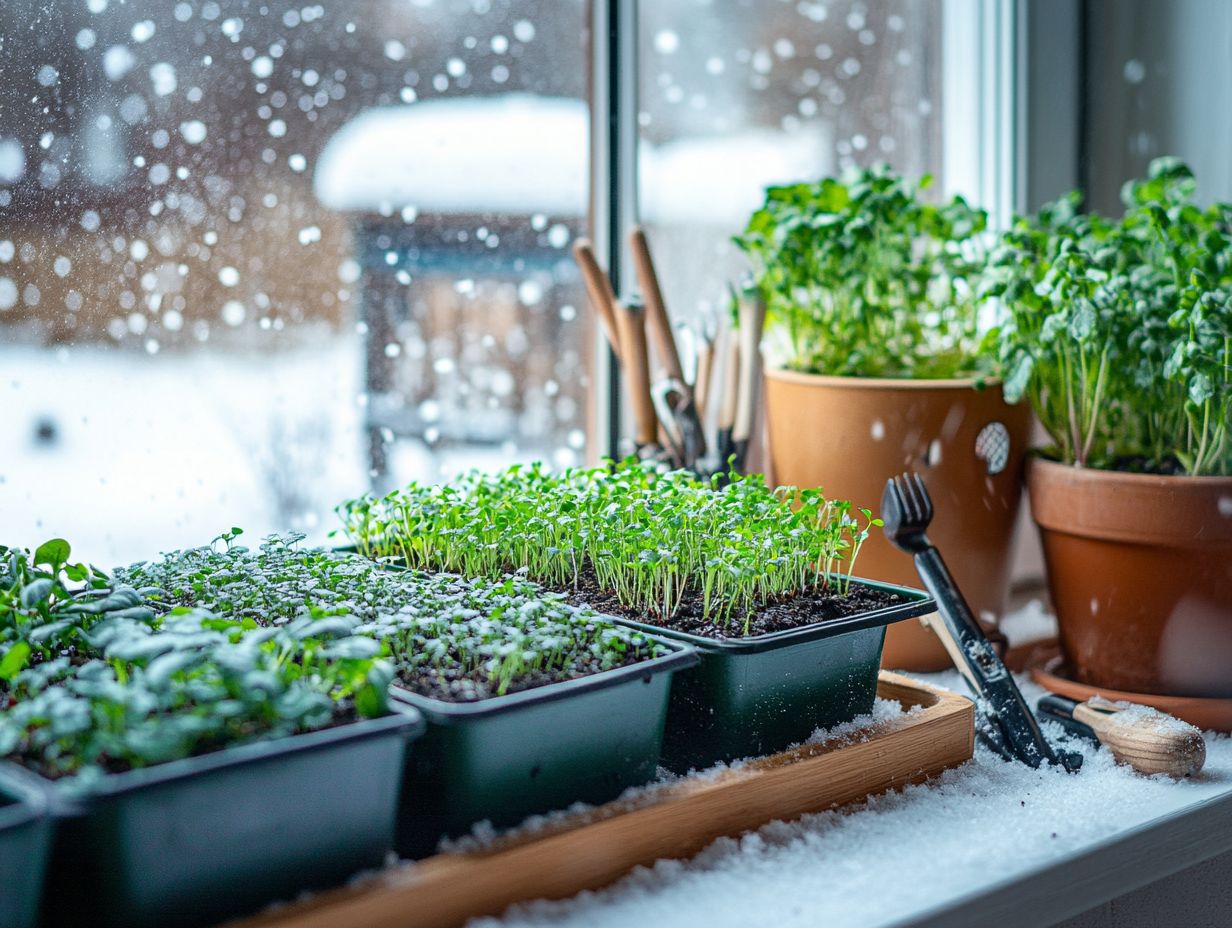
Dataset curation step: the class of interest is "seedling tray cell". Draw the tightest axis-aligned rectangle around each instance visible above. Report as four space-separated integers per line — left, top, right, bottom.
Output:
0 768 52 928
29 708 423 928
230 672 974 928
391 642 697 858
614 578 935 770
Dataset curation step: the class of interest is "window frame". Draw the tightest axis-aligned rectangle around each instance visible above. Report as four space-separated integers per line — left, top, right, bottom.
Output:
588 0 1029 462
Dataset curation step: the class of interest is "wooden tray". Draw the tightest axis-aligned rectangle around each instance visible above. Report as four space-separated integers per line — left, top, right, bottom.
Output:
233 672 973 928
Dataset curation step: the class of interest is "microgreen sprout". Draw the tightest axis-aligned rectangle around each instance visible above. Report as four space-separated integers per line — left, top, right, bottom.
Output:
0 607 392 782
1 539 156 686
115 534 666 701
337 459 881 636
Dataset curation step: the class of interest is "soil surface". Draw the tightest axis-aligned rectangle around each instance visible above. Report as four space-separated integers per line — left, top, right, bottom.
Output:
563 571 909 641
394 653 651 704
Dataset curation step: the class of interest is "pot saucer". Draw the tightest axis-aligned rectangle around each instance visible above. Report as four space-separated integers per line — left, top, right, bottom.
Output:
1029 652 1232 732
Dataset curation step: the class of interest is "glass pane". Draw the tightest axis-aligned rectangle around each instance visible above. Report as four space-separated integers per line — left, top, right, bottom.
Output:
1084 0 1232 213
0 0 591 564
636 0 950 328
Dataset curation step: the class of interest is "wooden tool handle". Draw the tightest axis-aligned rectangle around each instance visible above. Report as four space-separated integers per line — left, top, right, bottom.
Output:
694 339 714 422
1073 699 1206 778
572 239 622 362
717 331 740 432
613 301 658 447
629 226 687 389
732 291 766 444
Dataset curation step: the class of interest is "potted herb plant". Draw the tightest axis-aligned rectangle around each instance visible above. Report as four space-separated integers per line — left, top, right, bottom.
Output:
734 165 1031 670
338 460 934 772
987 157 1232 697
117 533 695 857
0 538 421 928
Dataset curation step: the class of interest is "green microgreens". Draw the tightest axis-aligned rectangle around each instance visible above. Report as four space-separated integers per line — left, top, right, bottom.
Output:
114 533 666 701
0 607 392 783
0 535 393 782
734 163 990 378
0 538 156 686
986 157 1232 475
336 459 881 636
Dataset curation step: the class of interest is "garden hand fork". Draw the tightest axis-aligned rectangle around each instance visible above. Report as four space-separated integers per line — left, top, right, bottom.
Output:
881 472 1081 771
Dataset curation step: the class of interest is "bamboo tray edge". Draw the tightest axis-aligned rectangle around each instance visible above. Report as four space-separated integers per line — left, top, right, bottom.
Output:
232 671 974 928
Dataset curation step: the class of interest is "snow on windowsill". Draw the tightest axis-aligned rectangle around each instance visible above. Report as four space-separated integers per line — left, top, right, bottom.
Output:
473 670 1231 928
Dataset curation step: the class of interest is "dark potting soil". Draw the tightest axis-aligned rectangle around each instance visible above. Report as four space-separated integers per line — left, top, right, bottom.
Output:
563 571 908 641
393 651 652 704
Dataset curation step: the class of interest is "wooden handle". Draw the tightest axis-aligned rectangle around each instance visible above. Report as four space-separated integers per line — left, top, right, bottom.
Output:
1073 699 1206 778
613 301 658 447
717 331 740 432
629 226 687 390
694 338 714 421
572 239 622 362
732 291 766 444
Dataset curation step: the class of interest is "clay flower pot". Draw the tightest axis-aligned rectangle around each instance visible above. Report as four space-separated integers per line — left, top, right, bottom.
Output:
764 370 1032 670
1027 458 1232 697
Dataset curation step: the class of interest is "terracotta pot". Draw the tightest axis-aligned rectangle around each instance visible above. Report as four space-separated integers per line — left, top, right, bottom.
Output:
1028 458 1232 697
764 369 1032 671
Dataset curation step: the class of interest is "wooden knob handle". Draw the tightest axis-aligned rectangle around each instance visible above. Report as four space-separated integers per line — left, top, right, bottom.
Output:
1073 699 1206 778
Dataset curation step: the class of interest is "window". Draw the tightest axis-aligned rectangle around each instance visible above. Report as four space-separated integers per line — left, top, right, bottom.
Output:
1 0 995 563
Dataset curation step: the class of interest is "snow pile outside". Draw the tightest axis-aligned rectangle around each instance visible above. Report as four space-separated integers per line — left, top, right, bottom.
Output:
478 671 1231 928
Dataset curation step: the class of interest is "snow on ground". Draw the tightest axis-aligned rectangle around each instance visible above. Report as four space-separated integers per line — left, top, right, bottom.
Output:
0 339 511 568
478 671 1232 928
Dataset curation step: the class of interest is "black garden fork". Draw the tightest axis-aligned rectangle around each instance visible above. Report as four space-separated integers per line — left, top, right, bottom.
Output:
881 472 1081 771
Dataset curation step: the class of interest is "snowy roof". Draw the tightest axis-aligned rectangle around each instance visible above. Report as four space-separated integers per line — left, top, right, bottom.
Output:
314 95 831 223
314 94 588 217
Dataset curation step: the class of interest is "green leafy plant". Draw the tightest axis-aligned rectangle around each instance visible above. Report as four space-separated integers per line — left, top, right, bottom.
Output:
337 459 881 636
115 533 665 701
0 539 156 684
986 157 1232 475
734 163 989 378
0 607 392 781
